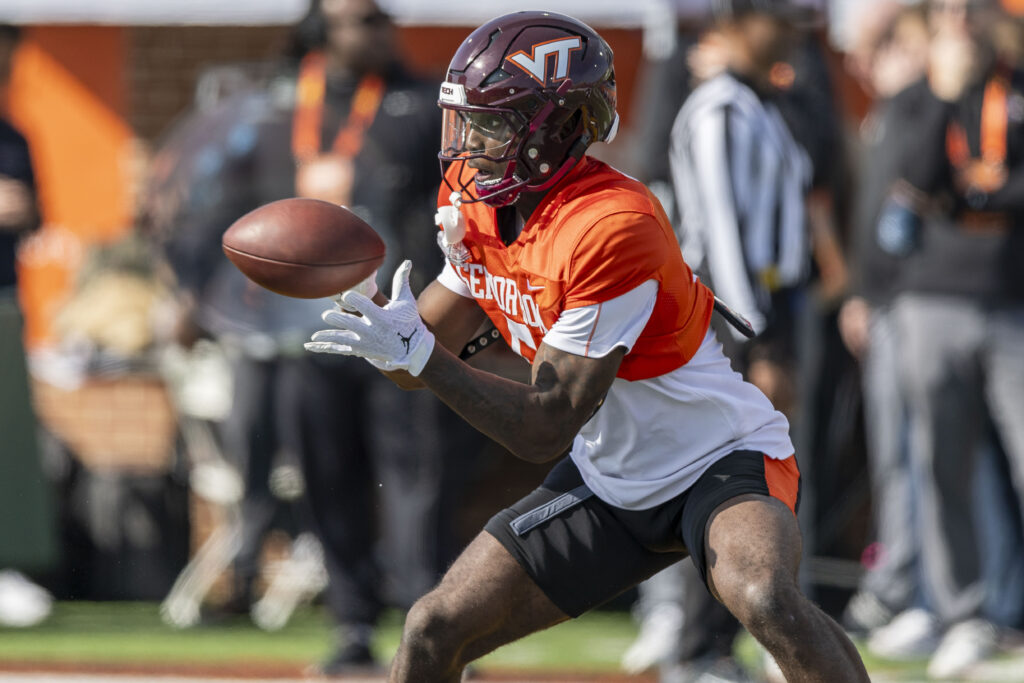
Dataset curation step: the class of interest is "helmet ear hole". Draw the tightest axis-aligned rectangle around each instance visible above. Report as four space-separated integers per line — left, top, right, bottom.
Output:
557 109 583 141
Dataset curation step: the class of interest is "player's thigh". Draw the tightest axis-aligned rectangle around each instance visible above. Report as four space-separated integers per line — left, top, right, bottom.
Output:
485 458 685 619
673 451 803 610
418 457 682 658
703 493 803 613
676 451 800 594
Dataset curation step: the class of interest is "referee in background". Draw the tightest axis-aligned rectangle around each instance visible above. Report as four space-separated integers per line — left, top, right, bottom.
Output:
631 1 819 680
670 0 814 390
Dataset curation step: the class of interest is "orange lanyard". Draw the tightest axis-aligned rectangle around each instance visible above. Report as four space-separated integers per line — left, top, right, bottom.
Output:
946 68 1009 169
291 52 386 162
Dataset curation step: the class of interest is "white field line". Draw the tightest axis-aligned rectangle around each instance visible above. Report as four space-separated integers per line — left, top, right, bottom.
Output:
0 676 592 683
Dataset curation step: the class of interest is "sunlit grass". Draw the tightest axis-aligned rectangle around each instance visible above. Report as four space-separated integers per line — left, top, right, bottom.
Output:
0 602 1019 680
0 602 638 672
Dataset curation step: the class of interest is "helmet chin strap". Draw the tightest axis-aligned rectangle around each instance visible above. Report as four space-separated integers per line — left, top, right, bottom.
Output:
438 157 521 207
478 173 529 207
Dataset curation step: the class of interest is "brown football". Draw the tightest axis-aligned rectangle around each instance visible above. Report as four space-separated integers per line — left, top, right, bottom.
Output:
222 198 385 299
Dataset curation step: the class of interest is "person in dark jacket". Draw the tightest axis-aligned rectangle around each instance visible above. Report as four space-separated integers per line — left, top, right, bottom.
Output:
0 23 56 627
837 1 931 640
860 0 1024 677
152 0 481 673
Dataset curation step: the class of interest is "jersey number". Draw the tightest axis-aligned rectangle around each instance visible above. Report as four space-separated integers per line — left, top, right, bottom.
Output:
504 316 537 358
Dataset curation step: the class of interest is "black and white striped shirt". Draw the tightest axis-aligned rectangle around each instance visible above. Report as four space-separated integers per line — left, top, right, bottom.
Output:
669 72 812 337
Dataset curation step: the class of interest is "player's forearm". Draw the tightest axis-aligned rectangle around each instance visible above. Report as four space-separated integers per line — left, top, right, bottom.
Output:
416 343 577 463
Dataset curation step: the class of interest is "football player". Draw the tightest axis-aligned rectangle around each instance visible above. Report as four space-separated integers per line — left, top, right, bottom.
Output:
307 11 868 682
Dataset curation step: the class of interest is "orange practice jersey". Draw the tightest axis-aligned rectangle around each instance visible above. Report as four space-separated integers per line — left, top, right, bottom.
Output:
438 157 714 381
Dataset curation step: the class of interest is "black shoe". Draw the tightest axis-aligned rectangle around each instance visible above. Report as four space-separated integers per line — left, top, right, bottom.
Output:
313 641 381 677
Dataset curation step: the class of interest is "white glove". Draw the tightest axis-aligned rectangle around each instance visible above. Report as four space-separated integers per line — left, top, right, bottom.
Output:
334 270 378 312
305 260 435 376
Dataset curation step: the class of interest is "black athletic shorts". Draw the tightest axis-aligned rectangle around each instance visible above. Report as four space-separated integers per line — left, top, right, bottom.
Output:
484 449 800 618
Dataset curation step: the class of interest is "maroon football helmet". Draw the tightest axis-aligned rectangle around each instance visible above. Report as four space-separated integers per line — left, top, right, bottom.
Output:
438 11 618 207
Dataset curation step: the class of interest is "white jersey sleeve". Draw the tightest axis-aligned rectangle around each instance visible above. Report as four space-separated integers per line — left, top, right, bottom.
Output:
542 280 658 358
436 263 472 298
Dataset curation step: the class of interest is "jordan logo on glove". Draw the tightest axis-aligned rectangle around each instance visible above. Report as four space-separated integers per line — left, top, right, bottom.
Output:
398 327 418 354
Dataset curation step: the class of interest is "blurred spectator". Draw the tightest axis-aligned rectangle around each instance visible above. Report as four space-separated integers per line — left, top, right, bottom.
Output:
670 1 817 407
149 70 316 628
0 23 56 627
837 1 931 638
861 0 1024 677
148 0 481 673
768 22 854 620
622 2 709 212
620 3 820 680
36 231 191 603
993 0 1024 64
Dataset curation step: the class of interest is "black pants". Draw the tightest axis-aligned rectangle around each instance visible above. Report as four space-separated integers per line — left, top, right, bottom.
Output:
276 352 480 626
0 291 57 570
220 354 305 598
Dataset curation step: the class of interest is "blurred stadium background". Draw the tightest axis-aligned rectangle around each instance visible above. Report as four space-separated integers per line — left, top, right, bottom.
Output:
0 0 1023 681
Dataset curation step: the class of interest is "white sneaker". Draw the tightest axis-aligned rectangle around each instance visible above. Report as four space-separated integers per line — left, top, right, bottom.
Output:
0 570 53 627
662 655 754 683
842 590 895 634
926 618 998 679
867 608 941 660
621 603 684 673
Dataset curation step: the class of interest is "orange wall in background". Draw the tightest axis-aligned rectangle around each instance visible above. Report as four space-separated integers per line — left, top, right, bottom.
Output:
8 26 133 347
10 26 132 239
1004 0 1024 15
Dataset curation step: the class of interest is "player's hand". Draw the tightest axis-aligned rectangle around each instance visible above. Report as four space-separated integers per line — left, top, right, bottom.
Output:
305 260 435 376
334 270 378 312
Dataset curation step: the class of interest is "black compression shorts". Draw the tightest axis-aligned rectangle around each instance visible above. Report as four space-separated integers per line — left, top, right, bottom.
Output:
484 450 801 617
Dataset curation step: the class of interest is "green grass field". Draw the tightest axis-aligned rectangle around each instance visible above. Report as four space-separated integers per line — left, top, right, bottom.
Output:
0 602 1020 681
0 602 638 674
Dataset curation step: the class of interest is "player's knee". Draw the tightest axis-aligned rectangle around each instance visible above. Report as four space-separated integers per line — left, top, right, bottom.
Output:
404 594 450 641
722 571 803 641
401 592 465 660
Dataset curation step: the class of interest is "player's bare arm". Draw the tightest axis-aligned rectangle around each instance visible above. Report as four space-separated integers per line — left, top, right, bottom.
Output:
307 260 622 462
417 279 487 355
417 339 623 464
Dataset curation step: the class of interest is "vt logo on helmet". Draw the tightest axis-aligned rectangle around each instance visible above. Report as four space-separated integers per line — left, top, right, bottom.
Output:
437 11 619 207
506 36 583 84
